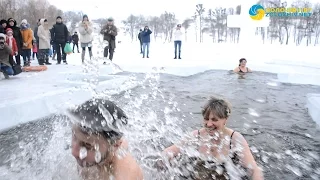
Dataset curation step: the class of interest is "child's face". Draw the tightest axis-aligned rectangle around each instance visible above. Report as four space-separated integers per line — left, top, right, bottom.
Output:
7 32 13 36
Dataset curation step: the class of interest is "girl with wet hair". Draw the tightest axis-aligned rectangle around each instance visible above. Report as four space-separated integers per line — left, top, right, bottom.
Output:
160 96 263 180
234 58 252 73
67 98 143 180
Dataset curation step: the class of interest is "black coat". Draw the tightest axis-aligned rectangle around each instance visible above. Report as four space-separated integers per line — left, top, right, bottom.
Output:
7 18 23 52
51 22 69 44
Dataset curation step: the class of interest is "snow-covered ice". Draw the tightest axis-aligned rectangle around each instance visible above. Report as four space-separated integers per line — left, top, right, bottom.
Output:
306 93 320 125
1 36 320 131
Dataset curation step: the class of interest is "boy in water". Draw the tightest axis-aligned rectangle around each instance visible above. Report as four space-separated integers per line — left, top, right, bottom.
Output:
0 33 14 79
67 98 143 180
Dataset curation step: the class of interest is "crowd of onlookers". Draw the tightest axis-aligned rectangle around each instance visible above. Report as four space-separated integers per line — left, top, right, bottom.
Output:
0 15 102 79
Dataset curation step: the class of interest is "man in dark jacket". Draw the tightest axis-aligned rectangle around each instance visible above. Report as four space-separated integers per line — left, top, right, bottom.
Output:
33 19 41 59
72 31 79 53
138 29 143 54
100 17 117 63
7 18 23 66
51 16 69 64
0 19 7 34
141 26 152 58
33 19 41 47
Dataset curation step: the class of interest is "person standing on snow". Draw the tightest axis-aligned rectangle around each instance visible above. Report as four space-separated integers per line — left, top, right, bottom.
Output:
7 18 23 66
51 16 69 65
72 32 80 53
173 24 183 59
33 19 41 49
141 26 152 58
5 28 18 66
78 14 93 63
20 19 33 67
37 19 52 65
100 17 117 64
138 29 143 54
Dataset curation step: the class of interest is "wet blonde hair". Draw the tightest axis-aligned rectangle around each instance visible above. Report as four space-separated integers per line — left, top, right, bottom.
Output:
201 96 231 120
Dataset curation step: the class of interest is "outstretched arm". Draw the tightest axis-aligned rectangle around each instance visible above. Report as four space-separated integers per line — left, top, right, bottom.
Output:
233 132 264 180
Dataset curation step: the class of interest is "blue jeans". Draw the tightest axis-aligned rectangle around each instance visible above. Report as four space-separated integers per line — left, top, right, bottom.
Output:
0 63 14 75
142 42 150 57
174 41 181 58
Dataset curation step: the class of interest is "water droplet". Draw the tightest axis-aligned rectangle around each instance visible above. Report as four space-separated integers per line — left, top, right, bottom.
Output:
95 151 101 163
79 147 87 160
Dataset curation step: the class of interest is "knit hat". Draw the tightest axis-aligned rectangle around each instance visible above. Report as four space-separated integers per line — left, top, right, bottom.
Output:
56 16 62 20
21 19 28 25
0 19 7 25
6 28 13 34
0 33 6 41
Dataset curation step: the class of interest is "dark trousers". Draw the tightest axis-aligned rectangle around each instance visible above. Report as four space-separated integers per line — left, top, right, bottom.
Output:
104 46 114 61
55 43 66 63
15 53 21 65
32 52 37 59
140 41 142 53
22 49 31 65
38 49 49 64
174 41 182 58
73 43 79 52
9 55 15 66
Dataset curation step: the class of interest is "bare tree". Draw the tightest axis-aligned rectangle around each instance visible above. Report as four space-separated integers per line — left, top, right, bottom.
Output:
181 18 193 41
195 4 205 42
122 14 139 41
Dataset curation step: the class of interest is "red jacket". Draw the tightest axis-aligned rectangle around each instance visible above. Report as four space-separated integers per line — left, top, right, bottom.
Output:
6 36 18 56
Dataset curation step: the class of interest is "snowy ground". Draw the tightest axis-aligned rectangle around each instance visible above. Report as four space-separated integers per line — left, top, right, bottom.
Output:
0 39 320 131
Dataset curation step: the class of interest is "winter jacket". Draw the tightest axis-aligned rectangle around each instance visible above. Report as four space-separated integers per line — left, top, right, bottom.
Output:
20 24 33 49
0 34 13 67
78 21 93 43
173 29 183 41
141 29 152 43
138 31 143 42
37 19 51 49
0 27 4 34
72 34 79 43
7 18 23 52
34 25 39 43
51 22 68 44
100 24 117 49
6 36 18 56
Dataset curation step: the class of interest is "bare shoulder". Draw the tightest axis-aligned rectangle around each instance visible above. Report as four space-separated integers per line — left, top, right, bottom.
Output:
233 67 240 72
114 152 143 180
231 131 249 147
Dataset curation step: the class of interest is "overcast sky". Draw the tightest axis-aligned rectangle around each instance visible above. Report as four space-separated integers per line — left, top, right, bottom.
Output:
48 0 320 23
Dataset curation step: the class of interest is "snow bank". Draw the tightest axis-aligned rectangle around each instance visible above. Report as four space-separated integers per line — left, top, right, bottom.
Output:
306 94 320 126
